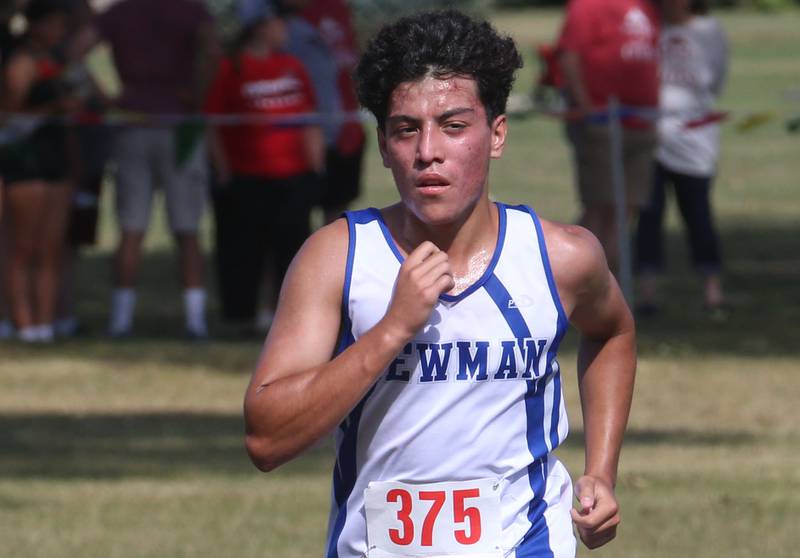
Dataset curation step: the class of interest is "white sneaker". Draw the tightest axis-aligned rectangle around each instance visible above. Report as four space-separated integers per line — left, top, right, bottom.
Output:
17 326 39 343
36 324 55 343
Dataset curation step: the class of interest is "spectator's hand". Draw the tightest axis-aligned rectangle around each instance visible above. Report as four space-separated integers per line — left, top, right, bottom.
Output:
570 475 620 549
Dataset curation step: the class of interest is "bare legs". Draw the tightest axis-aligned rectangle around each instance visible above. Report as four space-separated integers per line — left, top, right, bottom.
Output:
110 229 205 336
5 180 72 340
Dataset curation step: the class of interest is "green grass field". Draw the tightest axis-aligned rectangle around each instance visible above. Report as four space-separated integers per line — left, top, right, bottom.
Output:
2 8 800 558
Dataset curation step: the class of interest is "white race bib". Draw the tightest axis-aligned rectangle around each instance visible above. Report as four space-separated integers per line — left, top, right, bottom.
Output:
364 478 503 558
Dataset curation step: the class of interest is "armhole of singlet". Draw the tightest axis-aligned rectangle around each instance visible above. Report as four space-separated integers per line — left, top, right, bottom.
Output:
335 212 358 356
524 206 569 335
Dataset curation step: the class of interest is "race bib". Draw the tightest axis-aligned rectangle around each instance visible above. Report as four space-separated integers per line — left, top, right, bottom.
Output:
364 478 503 558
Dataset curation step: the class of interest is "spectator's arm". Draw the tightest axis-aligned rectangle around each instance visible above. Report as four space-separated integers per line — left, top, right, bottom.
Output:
559 49 593 115
2 54 37 112
304 125 325 174
709 21 729 97
66 24 100 64
204 58 233 184
206 127 231 186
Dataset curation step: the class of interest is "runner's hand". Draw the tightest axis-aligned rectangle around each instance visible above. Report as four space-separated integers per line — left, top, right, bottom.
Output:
382 241 454 344
570 475 621 549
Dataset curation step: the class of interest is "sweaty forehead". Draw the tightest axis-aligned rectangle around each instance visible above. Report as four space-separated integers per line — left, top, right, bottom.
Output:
387 76 483 117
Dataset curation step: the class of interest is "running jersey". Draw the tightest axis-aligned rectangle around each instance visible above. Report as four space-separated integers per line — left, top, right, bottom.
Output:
326 203 577 558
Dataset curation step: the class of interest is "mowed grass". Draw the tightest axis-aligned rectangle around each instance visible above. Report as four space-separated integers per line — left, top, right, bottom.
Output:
1 8 799 558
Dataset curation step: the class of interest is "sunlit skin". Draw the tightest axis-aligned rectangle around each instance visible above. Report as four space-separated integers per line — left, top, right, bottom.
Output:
244 73 635 554
377 75 507 279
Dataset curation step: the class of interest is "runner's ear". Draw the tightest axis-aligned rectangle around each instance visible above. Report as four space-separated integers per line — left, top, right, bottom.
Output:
490 114 508 159
377 127 390 169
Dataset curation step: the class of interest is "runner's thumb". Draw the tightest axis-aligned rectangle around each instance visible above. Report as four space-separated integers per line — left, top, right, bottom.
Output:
574 476 596 514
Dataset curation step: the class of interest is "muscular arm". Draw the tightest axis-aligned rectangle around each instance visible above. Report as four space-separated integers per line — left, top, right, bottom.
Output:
544 220 635 548
244 220 453 471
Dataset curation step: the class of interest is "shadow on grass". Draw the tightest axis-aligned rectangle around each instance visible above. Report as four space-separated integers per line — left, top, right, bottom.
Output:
50 220 800 369
0 412 759 481
564 428 756 448
631 224 800 357
561 223 800 357
0 412 333 481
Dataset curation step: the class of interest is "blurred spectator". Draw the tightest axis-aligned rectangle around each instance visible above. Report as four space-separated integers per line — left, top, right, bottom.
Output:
0 195 11 339
263 0 336 331
0 1 16 339
90 0 217 338
296 0 365 224
54 0 113 337
0 1 20 62
557 0 659 275
282 0 340 180
0 0 77 343
205 0 323 331
636 0 728 316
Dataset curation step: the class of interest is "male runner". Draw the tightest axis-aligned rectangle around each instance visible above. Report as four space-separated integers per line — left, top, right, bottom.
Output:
244 10 635 558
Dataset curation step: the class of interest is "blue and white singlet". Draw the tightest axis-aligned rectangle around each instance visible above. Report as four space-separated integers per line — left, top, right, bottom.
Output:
326 203 576 558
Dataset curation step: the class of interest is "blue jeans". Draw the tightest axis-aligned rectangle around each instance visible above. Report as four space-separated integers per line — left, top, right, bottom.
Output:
636 162 722 275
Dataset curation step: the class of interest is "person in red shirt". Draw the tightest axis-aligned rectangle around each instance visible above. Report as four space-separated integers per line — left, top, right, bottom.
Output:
205 2 324 330
557 0 659 276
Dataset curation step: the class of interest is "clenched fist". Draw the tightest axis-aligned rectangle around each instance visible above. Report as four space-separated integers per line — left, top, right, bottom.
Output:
381 241 455 344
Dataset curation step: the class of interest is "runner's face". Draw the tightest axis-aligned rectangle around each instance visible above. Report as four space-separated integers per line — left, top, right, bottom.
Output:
378 76 507 226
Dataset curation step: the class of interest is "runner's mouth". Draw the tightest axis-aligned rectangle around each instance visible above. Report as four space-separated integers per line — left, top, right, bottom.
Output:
416 175 450 189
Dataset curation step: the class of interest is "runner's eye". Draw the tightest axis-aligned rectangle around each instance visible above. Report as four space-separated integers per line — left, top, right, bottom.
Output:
393 126 417 137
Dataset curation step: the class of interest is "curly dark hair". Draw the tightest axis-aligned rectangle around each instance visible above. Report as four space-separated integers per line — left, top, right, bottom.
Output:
355 10 523 129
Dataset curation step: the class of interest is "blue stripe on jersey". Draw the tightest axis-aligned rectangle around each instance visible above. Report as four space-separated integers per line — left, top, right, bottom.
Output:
368 202 510 304
373 208 405 263
524 207 570 453
335 212 360 355
483 273 553 557
326 210 373 558
439 203 508 303
326 391 370 558
483 273 531 338
524 207 568 329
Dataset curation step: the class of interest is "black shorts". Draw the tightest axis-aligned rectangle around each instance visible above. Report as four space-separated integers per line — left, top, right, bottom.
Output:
320 146 364 210
0 123 71 184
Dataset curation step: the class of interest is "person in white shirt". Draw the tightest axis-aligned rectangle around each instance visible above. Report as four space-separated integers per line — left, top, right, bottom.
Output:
636 0 728 316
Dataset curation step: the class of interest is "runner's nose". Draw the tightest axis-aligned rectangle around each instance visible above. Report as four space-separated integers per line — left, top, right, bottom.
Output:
416 125 444 165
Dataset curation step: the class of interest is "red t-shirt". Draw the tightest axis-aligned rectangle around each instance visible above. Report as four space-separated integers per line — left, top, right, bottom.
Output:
204 52 316 179
301 0 365 155
558 0 659 111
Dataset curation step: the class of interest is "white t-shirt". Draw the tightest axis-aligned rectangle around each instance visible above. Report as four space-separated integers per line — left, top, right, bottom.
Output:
656 16 728 177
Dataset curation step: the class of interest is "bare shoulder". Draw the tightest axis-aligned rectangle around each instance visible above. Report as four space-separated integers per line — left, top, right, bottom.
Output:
538 218 610 315
282 216 350 298
257 217 350 383
4 51 36 80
